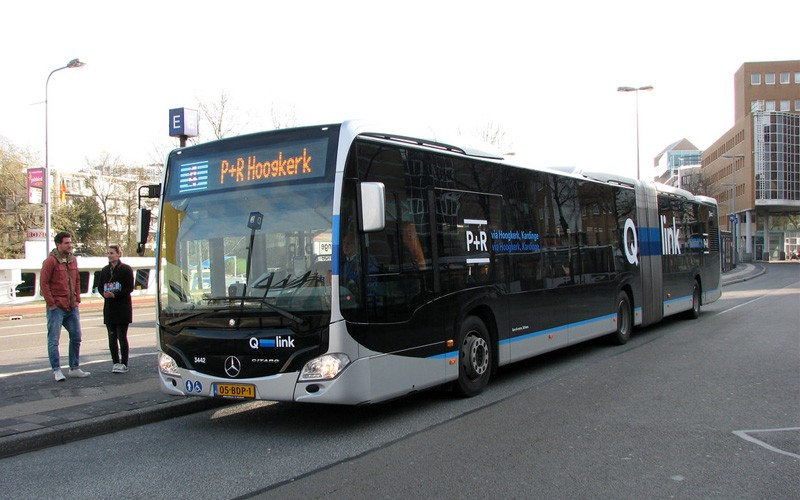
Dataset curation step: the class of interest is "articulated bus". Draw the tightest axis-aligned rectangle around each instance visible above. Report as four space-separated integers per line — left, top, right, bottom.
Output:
144 121 720 404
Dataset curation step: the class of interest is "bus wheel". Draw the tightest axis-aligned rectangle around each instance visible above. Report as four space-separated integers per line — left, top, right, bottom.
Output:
454 316 492 397
685 280 701 319
609 292 632 345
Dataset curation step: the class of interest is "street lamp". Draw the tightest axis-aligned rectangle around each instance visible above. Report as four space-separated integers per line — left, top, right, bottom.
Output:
45 58 85 255
617 85 654 180
722 153 744 267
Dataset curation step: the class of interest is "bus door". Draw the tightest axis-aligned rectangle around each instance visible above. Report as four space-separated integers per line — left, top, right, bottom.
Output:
434 188 506 364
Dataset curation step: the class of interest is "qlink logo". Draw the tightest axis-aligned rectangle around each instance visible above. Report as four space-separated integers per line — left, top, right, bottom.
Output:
623 218 639 266
661 215 682 256
250 336 295 349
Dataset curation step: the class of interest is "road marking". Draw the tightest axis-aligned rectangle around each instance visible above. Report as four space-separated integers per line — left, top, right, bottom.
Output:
718 282 799 315
733 427 800 459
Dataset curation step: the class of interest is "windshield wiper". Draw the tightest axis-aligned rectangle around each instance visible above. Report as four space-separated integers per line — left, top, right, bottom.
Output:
168 280 192 303
162 307 239 328
206 296 305 326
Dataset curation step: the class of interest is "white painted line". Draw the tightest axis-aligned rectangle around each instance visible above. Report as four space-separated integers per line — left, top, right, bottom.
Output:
732 427 800 459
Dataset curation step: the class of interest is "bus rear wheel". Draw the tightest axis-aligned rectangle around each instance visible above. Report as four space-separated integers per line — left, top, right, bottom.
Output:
454 316 492 397
609 291 632 345
685 280 701 319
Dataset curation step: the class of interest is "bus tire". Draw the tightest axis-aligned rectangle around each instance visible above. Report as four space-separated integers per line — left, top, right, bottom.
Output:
609 291 632 345
454 316 492 397
685 280 701 319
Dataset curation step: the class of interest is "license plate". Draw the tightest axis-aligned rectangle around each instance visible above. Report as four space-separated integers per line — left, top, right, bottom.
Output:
213 383 255 399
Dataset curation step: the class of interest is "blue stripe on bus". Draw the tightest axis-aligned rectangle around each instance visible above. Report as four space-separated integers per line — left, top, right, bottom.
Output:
498 313 616 346
638 227 662 257
332 215 340 275
429 312 622 360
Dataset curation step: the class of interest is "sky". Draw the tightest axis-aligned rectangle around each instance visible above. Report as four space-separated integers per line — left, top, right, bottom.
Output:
2 0 798 180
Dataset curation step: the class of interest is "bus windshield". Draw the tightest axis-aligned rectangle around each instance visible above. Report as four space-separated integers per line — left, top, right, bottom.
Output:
156 125 339 324
159 182 334 318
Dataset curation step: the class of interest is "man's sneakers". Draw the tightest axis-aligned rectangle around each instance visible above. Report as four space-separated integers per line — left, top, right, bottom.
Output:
53 368 91 381
112 363 128 374
68 368 91 378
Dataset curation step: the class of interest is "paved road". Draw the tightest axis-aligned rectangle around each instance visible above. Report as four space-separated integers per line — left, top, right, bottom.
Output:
0 263 796 499
0 263 773 459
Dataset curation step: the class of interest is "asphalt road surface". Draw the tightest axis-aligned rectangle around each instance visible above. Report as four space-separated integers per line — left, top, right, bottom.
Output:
1 265 798 499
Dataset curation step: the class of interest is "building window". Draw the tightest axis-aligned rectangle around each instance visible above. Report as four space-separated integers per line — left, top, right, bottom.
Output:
795 99 800 112
796 72 800 84
766 100 776 111
780 100 791 112
751 73 761 85
780 72 790 84
765 73 776 85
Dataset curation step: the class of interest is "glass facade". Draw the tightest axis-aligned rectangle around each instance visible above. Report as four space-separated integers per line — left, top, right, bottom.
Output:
754 112 800 203
669 150 702 169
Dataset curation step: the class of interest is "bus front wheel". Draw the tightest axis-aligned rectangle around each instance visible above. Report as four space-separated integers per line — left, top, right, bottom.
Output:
454 316 492 397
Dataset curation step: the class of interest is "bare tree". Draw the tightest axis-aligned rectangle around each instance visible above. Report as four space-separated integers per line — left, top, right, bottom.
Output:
477 121 513 154
83 152 125 249
118 165 161 255
691 170 716 198
198 92 247 140
271 103 298 129
0 141 41 258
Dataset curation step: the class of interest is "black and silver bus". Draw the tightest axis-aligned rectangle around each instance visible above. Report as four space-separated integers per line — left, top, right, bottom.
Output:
145 121 720 404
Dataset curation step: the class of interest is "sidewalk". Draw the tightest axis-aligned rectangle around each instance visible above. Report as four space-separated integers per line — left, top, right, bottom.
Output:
720 262 766 286
0 263 767 458
0 295 155 320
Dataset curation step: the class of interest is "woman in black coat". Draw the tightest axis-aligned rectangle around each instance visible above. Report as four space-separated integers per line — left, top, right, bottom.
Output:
100 244 134 373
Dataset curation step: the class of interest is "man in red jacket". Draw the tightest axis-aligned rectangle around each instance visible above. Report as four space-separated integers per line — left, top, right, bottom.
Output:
40 231 90 382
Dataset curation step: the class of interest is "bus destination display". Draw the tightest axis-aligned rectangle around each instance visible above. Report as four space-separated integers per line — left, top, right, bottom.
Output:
171 138 328 196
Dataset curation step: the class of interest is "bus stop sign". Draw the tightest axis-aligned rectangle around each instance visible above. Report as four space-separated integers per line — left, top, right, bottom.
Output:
169 108 199 138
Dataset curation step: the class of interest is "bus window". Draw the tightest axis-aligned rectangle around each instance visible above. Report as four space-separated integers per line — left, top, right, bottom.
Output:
15 272 36 297
79 271 90 294
135 269 150 290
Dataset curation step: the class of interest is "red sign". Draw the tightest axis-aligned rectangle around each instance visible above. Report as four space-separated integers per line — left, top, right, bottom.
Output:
27 168 44 204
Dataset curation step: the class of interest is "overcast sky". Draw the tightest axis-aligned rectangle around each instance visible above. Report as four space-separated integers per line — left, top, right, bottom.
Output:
1 0 798 179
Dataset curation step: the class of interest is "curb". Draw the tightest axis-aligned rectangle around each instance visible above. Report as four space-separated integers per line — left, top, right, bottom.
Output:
722 264 767 287
0 396 232 459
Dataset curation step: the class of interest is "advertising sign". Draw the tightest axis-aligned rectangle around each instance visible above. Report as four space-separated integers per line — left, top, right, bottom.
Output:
27 168 44 204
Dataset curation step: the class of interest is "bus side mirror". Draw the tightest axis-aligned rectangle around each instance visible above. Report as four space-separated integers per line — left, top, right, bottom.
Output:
359 182 385 232
136 208 152 256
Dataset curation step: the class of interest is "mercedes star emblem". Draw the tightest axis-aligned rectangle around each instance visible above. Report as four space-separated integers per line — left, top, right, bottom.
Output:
224 356 242 378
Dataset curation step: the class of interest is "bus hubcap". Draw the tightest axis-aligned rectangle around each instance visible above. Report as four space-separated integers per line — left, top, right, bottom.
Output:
463 334 489 379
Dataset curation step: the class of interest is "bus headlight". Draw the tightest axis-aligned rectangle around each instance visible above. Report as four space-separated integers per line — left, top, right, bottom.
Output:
299 353 350 381
158 352 180 376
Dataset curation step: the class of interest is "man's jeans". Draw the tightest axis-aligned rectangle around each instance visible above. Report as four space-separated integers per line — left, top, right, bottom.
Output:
46 307 82 370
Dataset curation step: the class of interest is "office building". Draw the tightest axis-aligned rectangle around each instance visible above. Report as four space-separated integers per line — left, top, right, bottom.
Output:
701 60 800 261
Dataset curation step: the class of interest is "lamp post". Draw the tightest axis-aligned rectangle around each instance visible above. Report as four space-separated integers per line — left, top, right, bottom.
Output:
722 153 744 267
45 58 85 255
617 85 654 180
